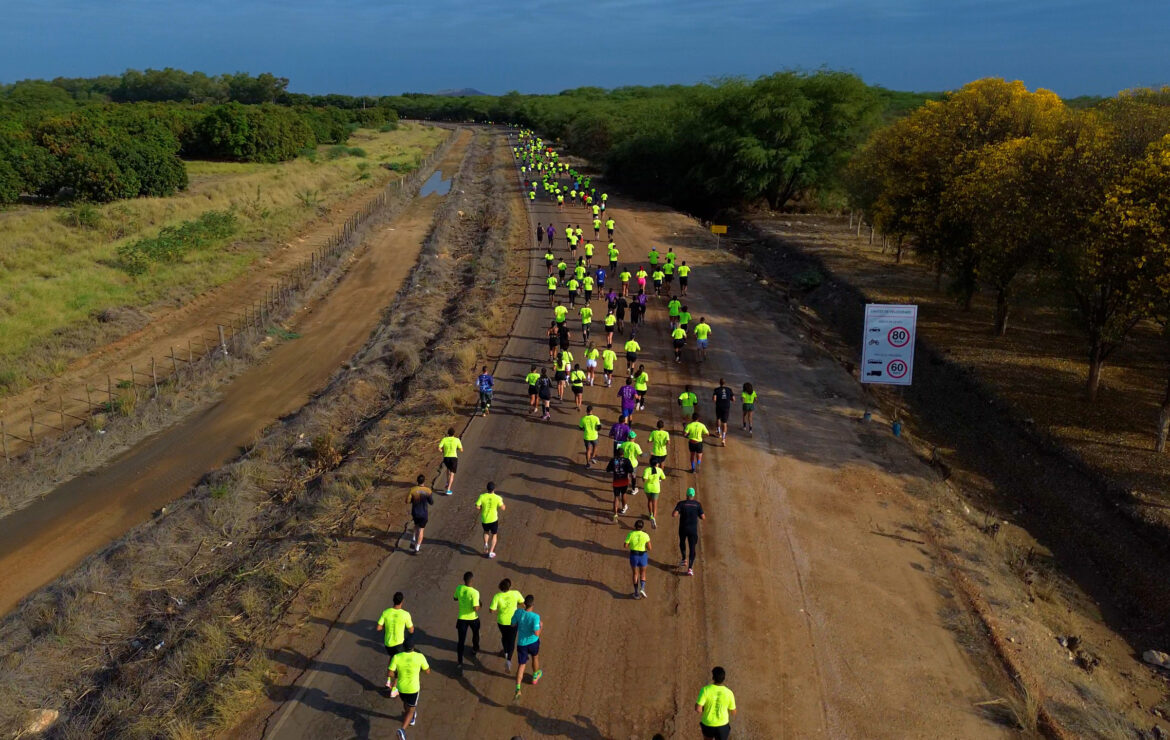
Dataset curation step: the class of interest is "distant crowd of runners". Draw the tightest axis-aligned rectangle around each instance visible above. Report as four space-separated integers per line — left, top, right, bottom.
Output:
376 130 743 740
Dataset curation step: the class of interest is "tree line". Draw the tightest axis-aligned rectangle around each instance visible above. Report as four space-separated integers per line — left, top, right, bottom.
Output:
0 71 399 205
844 79 1170 444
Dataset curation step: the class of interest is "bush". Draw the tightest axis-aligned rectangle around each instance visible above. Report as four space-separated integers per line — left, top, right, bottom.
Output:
62 203 102 228
116 209 237 275
188 102 315 163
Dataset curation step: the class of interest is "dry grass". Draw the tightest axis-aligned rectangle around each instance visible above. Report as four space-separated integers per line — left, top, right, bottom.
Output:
0 124 446 396
0 130 524 738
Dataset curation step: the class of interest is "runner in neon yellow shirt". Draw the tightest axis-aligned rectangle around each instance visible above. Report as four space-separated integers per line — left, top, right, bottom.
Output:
696 667 737 735
605 218 615 238
668 297 682 328
633 366 649 410
624 519 651 598
684 414 709 472
648 247 660 266
694 318 712 362
377 591 415 658
490 578 525 670
671 325 687 363
438 429 462 494
652 268 665 296
476 482 505 559
619 269 632 297
525 365 541 413
570 365 587 410
546 275 558 306
608 243 619 270
624 336 641 375
582 273 595 302
454 571 480 668
554 304 568 324
741 381 757 435
601 345 617 387
584 342 600 385
678 261 691 296
593 217 602 238
604 312 617 345
648 419 670 466
566 278 579 306
642 462 666 528
387 640 430 731
579 404 601 467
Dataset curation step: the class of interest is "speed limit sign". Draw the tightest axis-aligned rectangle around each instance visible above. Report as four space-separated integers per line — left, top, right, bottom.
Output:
861 304 917 386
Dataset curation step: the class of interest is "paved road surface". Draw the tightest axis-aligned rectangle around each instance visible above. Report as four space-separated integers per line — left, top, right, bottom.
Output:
261 131 1010 739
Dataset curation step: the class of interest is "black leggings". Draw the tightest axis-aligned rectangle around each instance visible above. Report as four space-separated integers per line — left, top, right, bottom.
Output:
456 618 481 664
679 529 698 567
498 623 518 660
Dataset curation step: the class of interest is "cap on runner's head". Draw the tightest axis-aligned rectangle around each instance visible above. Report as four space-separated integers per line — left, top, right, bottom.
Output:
686 487 696 497
628 431 637 439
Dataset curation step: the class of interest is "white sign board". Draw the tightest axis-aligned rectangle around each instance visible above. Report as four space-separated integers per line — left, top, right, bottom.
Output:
860 304 917 385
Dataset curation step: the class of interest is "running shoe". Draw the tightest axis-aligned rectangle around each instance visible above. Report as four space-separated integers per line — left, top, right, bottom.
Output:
444 490 453 496
621 504 628 514
397 729 406 740
650 516 657 529
506 659 512 671
489 552 497 559
679 559 687 568
639 584 647 597
613 512 619 521
533 670 542 685
410 709 417 726
687 568 694 576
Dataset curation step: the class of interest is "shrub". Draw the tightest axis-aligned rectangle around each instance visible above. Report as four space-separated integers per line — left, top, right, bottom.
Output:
188 102 315 163
63 203 102 228
116 209 238 275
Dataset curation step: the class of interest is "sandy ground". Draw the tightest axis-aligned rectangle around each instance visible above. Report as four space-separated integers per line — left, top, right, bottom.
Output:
256 140 1014 739
0 131 474 617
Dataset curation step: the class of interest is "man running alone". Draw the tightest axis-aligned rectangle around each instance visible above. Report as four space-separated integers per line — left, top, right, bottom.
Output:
673 487 705 576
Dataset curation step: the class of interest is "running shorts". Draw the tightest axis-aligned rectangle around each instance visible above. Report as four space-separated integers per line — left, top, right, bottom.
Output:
613 485 628 498
517 639 540 664
743 403 754 412
481 521 499 534
385 642 404 658
554 370 566 382
627 352 637 365
571 385 584 395
649 454 666 466
697 339 708 349
528 384 538 396
412 516 428 530
629 551 649 567
400 691 420 708
443 456 458 473
700 723 730 740
548 336 558 348
688 441 703 454
680 277 689 287
673 339 685 349
715 404 731 423
586 359 597 369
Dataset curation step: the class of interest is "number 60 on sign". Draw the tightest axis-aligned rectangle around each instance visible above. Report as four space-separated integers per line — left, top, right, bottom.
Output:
860 304 917 386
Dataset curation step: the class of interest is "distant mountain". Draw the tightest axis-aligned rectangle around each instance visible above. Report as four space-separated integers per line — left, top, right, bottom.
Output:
434 88 488 97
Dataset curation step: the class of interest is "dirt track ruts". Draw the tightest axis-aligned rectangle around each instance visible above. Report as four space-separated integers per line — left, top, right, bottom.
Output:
0 130 474 617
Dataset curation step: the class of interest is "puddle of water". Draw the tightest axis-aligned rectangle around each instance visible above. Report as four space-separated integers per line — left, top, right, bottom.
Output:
420 170 452 197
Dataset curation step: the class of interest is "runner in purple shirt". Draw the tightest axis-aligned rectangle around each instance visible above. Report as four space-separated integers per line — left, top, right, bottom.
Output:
618 377 639 425
610 414 632 458
546 224 555 243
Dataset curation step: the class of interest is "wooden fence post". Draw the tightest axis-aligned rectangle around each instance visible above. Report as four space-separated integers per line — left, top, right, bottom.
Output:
151 357 158 396
1 419 8 464
108 375 114 410
86 385 93 413
130 365 138 402
171 347 178 377
218 325 228 357
29 407 35 447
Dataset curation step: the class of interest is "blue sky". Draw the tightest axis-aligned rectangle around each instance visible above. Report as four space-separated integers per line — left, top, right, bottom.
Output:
1 0 1166 96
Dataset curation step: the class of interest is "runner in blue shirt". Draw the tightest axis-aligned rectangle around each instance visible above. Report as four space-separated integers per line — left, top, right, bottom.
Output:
476 366 494 416
510 595 543 700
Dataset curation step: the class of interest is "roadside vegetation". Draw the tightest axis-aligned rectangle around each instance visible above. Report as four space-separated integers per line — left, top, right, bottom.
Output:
0 123 445 395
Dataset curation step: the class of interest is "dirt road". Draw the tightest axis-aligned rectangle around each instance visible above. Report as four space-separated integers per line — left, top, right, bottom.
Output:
259 138 1013 739
0 131 474 617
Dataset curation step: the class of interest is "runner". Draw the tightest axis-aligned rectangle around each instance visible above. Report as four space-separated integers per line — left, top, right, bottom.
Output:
678 260 691 295
606 217 615 239
557 321 572 355
544 248 555 275
667 295 681 329
536 222 544 245
635 266 648 293
619 267 631 297
648 246 660 267
608 242 619 272
671 324 687 363
684 413 710 473
490 579 525 671
609 412 632 460
624 332 641 375
557 258 568 281
453 571 481 669
377 591 414 662
475 483 505 559
696 667 737 739
633 364 649 411
595 264 607 292
582 272 595 302
642 461 666 529
438 428 462 495
546 223 555 244
387 637 430 740
662 258 675 291
579 304 593 343
679 305 692 333
652 266 665 296
546 274 558 306
741 382 757 434
566 276 579 307
618 378 638 425
569 364 587 410
406 475 434 553
475 365 493 416
511 595 543 699
545 321 559 361
615 294 628 333
624 519 651 599
673 487 706 575
622 430 643 493
536 368 553 421
557 348 574 400
694 318 712 362
579 404 601 467
606 452 633 520
593 217 601 238
525 365 540 414
648 419 670 468
601 343 618 387
712 379 734 445
604 310 617 346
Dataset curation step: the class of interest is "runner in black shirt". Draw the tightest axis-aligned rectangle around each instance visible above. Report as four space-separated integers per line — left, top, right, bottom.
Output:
712 378 735 445
606 455 634 521
615 295 628 334
672 487 705 575
407 474 435 553
536 369 553 421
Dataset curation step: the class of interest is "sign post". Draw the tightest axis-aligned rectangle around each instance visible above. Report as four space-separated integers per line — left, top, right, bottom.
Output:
860 304 917 386
710 224 727 249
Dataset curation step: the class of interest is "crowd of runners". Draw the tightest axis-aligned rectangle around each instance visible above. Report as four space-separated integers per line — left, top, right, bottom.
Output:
376 130 743 740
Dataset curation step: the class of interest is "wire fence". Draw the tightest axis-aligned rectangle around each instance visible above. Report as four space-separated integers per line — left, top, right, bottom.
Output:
0 128 458 467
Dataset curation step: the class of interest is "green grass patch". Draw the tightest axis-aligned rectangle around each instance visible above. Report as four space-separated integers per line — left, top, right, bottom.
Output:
116 210 238 276
266 327 301 341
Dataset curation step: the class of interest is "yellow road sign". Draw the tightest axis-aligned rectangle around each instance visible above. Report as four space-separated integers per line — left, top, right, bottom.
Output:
710 225 728 235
